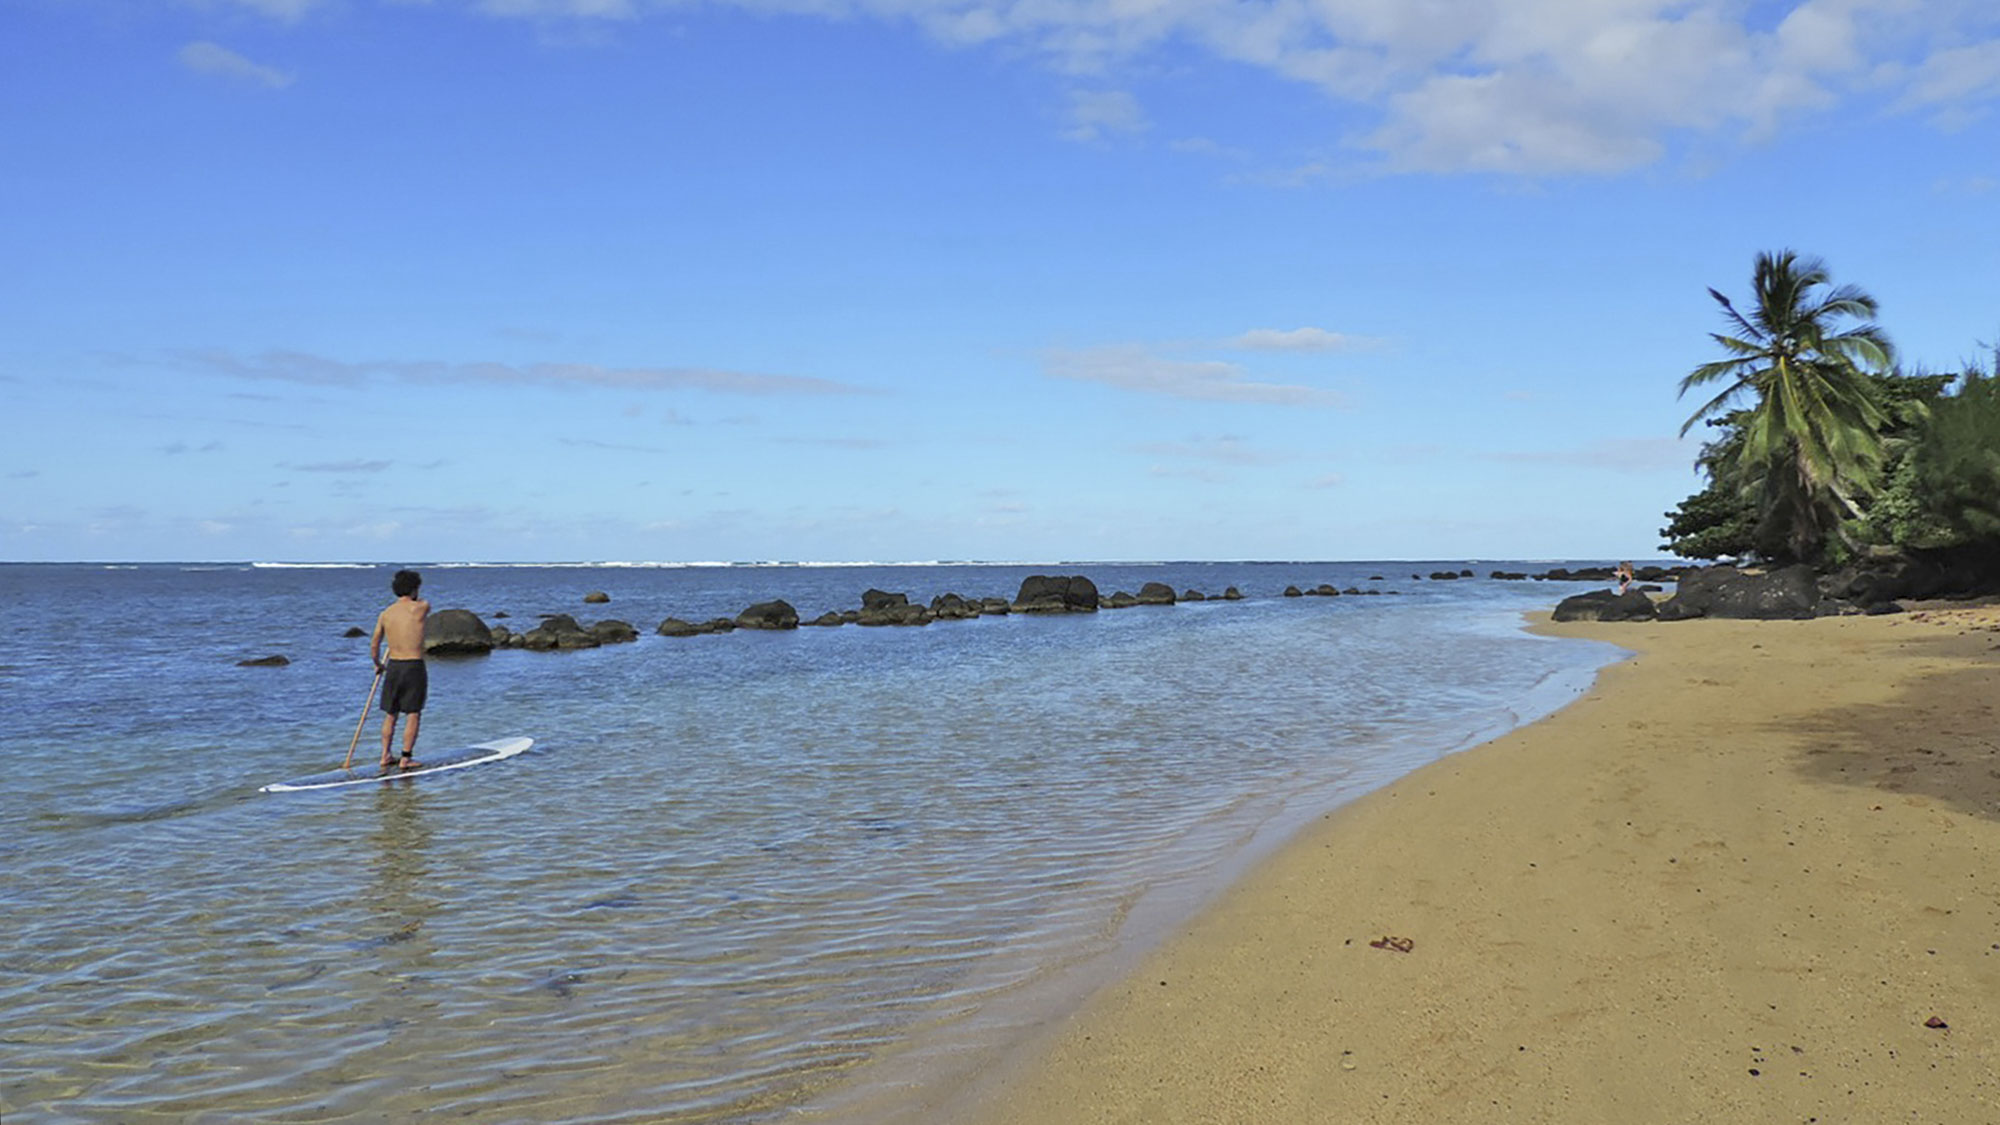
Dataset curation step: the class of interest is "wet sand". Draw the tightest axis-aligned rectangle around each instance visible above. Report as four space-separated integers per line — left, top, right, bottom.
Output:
954 605 2000 1123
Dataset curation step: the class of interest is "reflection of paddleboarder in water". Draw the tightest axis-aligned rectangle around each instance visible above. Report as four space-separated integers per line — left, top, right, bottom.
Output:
371 569 430 771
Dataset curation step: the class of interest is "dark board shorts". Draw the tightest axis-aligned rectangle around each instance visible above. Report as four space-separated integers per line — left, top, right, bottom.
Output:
380 659 427 715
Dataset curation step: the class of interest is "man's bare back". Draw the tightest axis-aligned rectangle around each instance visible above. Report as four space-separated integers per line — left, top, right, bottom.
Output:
372 596 430 663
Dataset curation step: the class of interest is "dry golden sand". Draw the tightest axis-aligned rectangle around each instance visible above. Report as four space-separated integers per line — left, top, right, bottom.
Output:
955 606 2000 1124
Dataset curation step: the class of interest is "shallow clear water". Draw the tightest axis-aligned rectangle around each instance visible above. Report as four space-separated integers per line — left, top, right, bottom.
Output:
0 561 1625 1123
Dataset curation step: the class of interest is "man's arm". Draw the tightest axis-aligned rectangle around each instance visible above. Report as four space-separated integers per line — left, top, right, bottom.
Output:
370 612 386 672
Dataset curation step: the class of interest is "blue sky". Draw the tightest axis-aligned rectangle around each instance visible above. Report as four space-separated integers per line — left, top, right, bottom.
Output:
4 0 1997 563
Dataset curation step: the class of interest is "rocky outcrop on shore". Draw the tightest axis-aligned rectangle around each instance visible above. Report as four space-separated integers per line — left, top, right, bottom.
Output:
1552 589 1660 623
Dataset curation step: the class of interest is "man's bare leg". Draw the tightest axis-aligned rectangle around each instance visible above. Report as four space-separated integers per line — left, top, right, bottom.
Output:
379 714 398 769
399 713 422 769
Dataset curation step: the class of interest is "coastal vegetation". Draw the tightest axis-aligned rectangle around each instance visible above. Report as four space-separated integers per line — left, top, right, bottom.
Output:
1663 250 2000 576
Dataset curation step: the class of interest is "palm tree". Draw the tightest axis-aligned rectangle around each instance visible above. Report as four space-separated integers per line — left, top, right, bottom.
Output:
1678 250 1894 563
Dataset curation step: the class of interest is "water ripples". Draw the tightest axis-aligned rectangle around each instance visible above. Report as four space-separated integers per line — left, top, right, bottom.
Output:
0 562 1624 1123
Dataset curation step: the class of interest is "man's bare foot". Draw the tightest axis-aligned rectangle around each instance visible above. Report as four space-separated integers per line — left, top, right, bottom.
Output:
379 757 395 770
399 756 422 771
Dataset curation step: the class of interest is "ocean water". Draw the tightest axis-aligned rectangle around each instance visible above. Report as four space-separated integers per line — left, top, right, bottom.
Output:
0 561 1628 1123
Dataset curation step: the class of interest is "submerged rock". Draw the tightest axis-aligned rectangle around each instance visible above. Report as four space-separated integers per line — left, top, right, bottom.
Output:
237 654 289 667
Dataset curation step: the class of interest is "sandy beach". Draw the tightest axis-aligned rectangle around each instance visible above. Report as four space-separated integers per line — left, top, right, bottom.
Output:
951 605 2000 1123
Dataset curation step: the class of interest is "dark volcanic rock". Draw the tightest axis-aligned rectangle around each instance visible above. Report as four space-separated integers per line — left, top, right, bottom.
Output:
237 654 289 667
591 619 639 644
1182 589 1206 601
524 614 599 650
1552 589 1658 623
657 617 700 637
980 597 1012 615
1822 547 2000 606
583 591 610 604
860 589 909 611
1013 575 1099 613
1136 582 1176 606
1222 587 1243 600
1657 565 1821 621
1284 586 1303 597
343 626 366 638
806 612 846 627
735 600 800 630
424 608 495 655
1103 591 1139 609
1314 584 1340 597
857 602 932 626
930 593 980 620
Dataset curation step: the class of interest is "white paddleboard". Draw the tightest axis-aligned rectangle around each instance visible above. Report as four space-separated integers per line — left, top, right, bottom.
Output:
261 737 533 793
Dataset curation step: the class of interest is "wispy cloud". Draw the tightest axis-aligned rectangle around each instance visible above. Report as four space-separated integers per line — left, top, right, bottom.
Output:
178 42 294 89
1132 436 1285 466
449 2 2000 177
212 0 321 21
177 348 876 397
289 459 392 473
1226 327 1379 352
560 437 671 454
1044 345 1345 406
776 436 893 450
1063 89 1148 142
1482 437 1695 473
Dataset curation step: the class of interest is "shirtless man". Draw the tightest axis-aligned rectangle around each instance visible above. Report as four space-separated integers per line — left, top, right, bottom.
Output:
370 569 430 770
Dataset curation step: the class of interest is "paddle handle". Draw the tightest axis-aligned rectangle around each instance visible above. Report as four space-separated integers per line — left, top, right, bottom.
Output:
341 667 385 771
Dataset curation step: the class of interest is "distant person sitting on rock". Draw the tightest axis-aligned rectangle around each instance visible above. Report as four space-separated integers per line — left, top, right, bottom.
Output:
1614 561 1635 595
370 569 430 770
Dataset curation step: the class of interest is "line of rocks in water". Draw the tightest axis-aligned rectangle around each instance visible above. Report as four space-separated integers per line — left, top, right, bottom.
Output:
237 565 1688 665
404 567 1692 656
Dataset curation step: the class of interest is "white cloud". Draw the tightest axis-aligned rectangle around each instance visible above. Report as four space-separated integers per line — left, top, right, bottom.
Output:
177 348 875 396
1227 327 1375 352
1043 345 1346 406
318 0 1998 177
1063 88 1148 142
290 459 393 473
211 0 320 21
1897 38 2000 124
1482 436 1695 473
178 41 295 89
1132 436 1285 465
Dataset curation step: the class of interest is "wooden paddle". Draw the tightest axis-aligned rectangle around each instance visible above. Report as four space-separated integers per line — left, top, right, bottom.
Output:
340 666 386 771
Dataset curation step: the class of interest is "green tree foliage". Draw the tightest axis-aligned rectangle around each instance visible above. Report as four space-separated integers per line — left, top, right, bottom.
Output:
1659 417 1758 559
1678 250 1893 564
1899 368 2000 546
